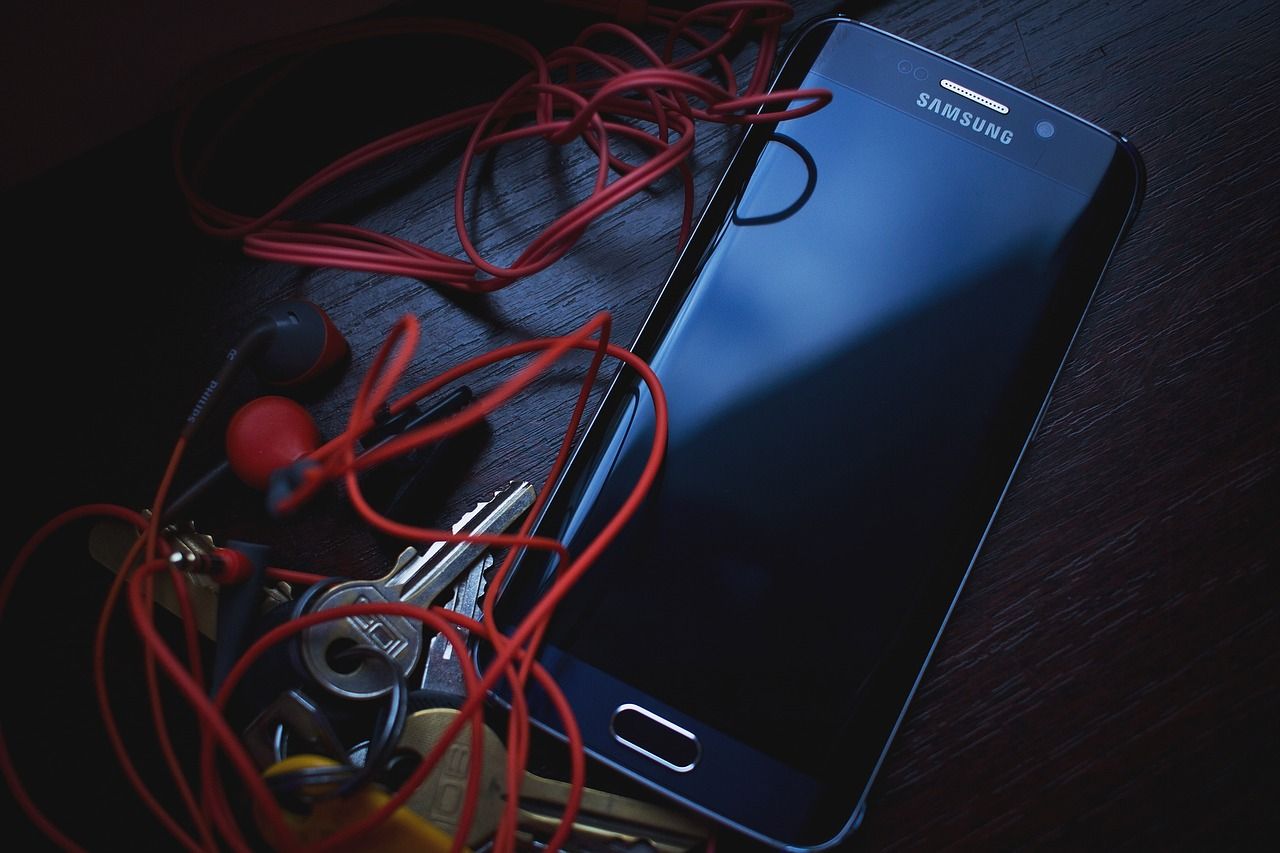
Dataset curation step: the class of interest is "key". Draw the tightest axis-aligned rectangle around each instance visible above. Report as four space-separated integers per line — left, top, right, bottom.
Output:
419 552 494 698
88 518 292 640
301 481 536 700
242 689 346 769
391 709 710 853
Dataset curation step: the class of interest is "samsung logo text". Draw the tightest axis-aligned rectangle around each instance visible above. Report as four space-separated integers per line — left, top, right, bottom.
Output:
916 93 1013 144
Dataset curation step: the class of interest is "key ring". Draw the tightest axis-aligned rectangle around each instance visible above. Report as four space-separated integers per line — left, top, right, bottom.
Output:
264 646 408 808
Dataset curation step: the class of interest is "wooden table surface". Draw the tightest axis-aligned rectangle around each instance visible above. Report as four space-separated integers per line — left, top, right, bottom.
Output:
1 0 1276 849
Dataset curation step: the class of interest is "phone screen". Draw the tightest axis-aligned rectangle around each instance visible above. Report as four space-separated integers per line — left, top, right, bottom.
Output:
497 20 1140 846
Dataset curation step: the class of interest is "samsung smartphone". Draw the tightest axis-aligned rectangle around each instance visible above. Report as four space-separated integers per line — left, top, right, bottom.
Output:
493 17 1144 849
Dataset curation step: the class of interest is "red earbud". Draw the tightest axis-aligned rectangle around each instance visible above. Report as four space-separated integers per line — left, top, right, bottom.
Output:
168 302 344 518
225 396 322 491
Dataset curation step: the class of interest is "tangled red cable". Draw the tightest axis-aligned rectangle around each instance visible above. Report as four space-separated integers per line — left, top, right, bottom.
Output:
1 310 668 852
176 1 830 291
3 2 830 849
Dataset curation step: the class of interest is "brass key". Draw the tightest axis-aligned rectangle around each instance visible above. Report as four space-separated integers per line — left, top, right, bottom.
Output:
391 709 709 852
88 518 292 639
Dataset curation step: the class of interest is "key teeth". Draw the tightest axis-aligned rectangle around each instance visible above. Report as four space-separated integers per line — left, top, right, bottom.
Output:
451 497 491 533
448 480 531 536
307 482 534 701
475 555 494 603
393 546 418 573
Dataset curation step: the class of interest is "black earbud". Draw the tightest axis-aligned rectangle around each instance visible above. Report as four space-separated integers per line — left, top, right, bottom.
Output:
249 300 349 387
170 299 347 513
184 299 346 439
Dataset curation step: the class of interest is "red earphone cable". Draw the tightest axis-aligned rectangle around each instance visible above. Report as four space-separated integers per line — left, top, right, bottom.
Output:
177 3 829 293
5 3 817 848
0 505 147 853
6 309 665 851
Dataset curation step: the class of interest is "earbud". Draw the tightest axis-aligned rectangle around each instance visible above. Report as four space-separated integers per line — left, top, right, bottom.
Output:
163 396 323 521
249 300 349 387
169 300 344 518
226 396 323 491
182 299 347 443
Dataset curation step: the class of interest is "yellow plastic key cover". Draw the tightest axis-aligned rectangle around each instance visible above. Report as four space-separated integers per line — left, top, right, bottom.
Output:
258 754 464 853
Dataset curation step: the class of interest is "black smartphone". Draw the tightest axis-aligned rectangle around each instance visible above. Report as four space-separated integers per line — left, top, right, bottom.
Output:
493 17 1144 849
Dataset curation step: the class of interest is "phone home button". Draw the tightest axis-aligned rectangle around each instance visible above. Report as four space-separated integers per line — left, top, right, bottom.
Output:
610 704 700 772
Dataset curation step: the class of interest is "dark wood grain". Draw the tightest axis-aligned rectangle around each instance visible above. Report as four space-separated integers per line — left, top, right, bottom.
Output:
1 0 1276 849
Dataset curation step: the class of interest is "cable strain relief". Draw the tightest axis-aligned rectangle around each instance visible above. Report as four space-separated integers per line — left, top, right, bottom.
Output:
209 545 254 584
266 459 322 518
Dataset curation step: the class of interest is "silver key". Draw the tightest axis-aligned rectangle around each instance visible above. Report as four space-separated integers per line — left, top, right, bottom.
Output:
301 481 536 700
242 689 345 769
419 552 493 698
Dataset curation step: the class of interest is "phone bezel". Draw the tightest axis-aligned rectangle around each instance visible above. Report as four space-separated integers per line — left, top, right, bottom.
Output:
491 17 1145 849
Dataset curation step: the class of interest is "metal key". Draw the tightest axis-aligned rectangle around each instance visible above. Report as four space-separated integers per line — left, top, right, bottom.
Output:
419 552 494 698
88 518 293 640
301 481 536 700
242 689 346 769
393 709 710 852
